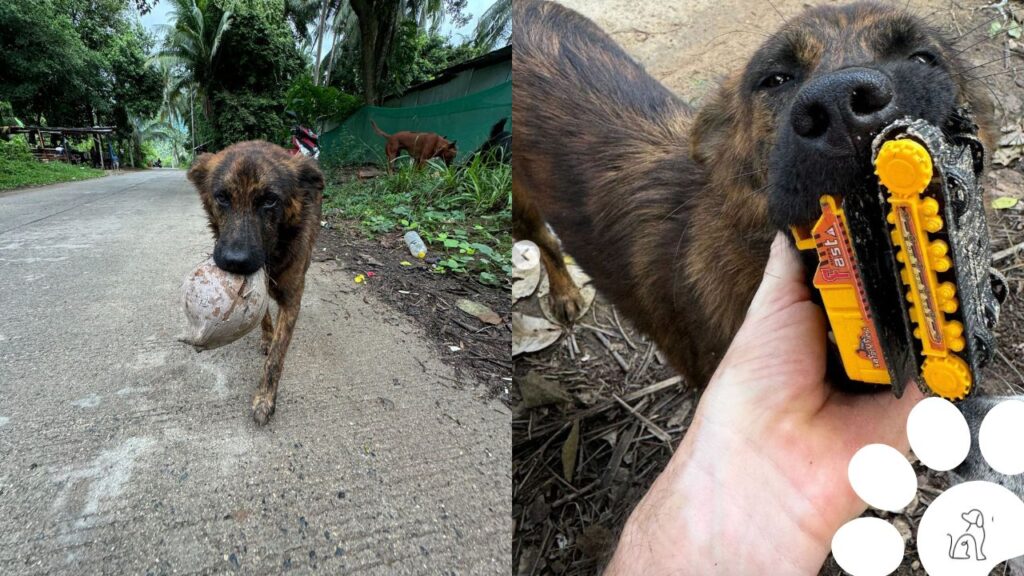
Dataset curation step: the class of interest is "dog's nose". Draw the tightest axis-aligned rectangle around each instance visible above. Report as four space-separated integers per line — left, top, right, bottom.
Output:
215 246 263 276
790 68 896 152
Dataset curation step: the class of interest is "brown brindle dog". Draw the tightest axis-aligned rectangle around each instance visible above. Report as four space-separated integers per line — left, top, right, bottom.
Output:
371 120 458 172
513 1 995 388
187 140 325 425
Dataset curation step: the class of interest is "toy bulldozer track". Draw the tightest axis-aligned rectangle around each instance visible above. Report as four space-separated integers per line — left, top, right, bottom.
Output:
792 113 1003 400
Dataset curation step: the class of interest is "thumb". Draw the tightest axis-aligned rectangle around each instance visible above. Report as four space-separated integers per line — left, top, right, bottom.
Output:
746 232 812 322
711 231 827 407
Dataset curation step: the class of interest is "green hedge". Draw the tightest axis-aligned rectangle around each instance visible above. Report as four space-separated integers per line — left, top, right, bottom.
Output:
0 138 104 190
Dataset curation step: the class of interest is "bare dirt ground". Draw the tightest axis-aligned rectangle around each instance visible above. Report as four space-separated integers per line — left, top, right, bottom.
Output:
512 1 1024 574
317 220 512 403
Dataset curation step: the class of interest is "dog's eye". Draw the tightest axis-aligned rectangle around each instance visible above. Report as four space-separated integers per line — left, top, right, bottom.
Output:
262 196 279 209
909 51 937 65
758 73 794 90
214 192 230 207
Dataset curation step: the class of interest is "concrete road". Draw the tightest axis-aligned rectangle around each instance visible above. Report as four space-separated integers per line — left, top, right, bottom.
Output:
0 171 510 574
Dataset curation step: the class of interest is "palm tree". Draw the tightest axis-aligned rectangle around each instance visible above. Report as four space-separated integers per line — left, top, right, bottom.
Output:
285 0 322 44
406 0 444 34
152 0 233 120
322 3 357 87
474 0 510 51
122 115 176 168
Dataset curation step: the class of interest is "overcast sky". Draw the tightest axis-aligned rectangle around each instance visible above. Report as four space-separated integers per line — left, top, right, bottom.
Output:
139 0 498 48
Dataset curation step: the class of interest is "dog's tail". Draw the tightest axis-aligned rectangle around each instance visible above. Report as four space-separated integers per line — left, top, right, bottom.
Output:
489 117 508 139
370 120 390 138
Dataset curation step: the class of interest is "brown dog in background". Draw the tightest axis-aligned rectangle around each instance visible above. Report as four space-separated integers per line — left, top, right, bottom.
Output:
513 0 994 388
371 120 458 172
188 140 325 424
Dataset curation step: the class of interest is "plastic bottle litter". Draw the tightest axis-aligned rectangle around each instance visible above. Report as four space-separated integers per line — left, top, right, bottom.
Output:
180 257 269 350
404 231 428 259
512 240 540 271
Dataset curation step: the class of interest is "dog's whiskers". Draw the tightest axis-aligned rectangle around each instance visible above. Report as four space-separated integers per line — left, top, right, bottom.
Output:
720 167 770 183
952 54 1012 78
948 16 1001 45
670 226 689 314
765 0 787 24
948 25 1006 58
963 68 1020 83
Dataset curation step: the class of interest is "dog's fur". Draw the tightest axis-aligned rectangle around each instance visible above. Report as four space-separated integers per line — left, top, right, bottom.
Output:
371 120 457 172
513 0 995 388
188 140 325 425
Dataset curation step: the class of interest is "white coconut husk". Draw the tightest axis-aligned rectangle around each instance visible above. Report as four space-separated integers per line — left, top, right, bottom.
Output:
180 257 269 350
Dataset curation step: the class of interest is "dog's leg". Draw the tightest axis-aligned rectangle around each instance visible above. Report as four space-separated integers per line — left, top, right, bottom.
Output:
386 145 397 174
513 178 584 324
251 299 301 425
259 311 273 355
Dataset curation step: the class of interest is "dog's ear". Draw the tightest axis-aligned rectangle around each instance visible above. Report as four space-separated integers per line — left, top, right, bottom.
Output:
967 510 983 527
290 155 325 199
690 88 735 167
187 153 216 188
448 140 457 149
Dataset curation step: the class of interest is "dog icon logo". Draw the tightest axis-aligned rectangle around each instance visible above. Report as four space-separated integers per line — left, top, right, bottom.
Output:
948 509 987 561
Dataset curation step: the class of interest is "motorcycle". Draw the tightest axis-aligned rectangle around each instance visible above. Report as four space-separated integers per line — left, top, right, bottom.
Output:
286 112 320 159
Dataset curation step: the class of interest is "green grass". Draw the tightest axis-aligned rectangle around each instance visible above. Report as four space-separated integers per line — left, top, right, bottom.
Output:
0 157 105 190
324 156 511 286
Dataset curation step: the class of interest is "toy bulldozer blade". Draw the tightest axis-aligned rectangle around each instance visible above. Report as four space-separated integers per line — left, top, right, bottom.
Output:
792 114 1004 400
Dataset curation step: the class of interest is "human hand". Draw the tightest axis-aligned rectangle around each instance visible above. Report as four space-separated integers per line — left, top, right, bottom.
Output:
605 231 924 575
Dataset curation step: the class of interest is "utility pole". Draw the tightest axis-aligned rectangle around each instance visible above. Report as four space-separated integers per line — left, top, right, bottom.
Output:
92 107 104 170
190 85 196 155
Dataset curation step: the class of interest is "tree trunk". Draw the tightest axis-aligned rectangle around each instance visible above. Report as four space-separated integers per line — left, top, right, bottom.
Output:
350 0 400 105
323 11 344 88
190 86 196 154
313 0 331 86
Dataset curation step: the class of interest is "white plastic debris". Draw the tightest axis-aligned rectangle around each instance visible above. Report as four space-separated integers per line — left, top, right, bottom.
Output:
180 257 269 350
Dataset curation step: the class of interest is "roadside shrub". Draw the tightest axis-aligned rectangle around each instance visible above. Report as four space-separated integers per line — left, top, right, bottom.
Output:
0 136 32 161
210 91 289 149
285 75 362 130
322 161 512 286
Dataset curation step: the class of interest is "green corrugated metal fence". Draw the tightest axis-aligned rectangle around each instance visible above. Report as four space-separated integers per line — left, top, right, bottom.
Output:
320 80 511 167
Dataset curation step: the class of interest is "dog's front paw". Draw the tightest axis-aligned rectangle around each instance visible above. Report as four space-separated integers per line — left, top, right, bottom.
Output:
251 394 276 425
548 286 585 325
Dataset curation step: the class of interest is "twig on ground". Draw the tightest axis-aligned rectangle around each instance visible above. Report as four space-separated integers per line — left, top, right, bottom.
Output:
622 375 684 402
993 240 1024 263
612 308 637 351
611 394 672 444
595 332 630 372
578 323 623 340
997 348 1024 388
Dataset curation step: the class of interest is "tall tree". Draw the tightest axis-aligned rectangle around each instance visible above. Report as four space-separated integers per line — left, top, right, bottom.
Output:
0 0 104 125
153 0 233 120
205 0 305 148
284 0 321 43
348 0 402 104
312 0 331 85
474 0 510 51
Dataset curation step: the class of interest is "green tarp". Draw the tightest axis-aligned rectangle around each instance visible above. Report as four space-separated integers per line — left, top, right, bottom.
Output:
320 80 511 167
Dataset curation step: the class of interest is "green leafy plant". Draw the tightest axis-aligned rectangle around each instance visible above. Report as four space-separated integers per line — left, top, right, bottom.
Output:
0 138 104 190
323 160 510 287
284 74 362 131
